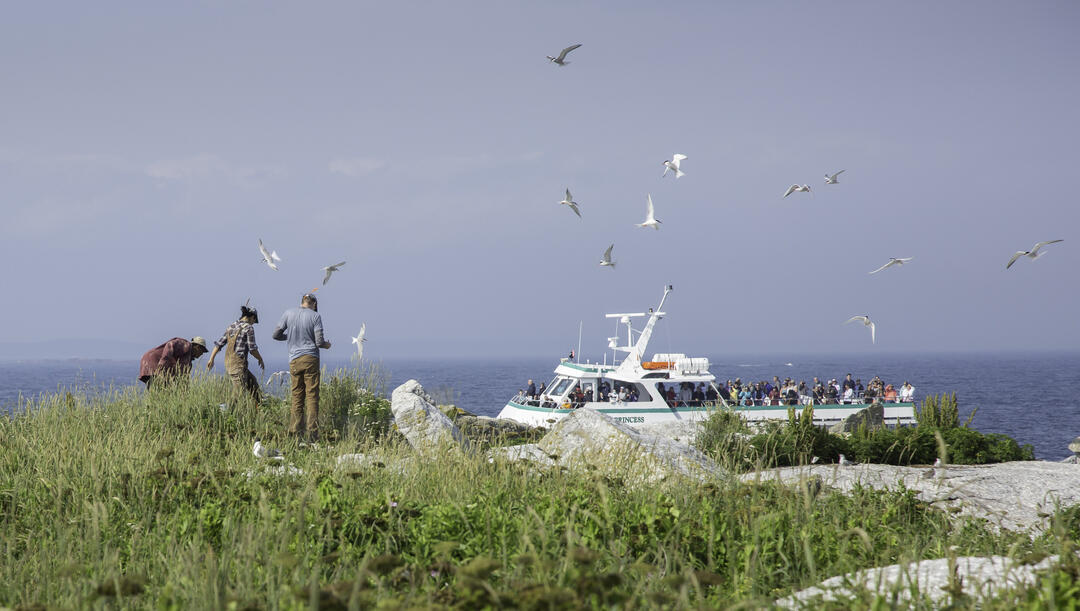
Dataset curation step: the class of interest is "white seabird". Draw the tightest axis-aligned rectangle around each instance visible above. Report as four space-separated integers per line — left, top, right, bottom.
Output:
825 170 845 184
560 189 581 218
266 370 290 386
636 194 661 230
783 184 812 198
869 257 914 274
253 440 284 461
599 244 615 268
844 315 876 344
838 453 857 466
1006 240 1064 269
662 154 687 179
257 239 282 271
547 43 581 66
322 261 346 285
351 324 367 360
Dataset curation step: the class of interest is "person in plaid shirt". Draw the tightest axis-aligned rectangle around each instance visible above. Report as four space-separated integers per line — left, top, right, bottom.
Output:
207 304 265 402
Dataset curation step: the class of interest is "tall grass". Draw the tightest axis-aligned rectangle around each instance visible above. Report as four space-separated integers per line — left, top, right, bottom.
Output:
0 372 1072 608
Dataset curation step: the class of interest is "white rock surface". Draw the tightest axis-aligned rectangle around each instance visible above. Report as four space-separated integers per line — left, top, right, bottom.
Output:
745 461 1080 532
777 555 1058 607
486 444 556 468
391 380 468 454
631 420 704 445
534 409 720 485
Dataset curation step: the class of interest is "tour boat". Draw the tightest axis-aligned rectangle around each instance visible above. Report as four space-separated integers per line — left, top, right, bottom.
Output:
496 285 917 428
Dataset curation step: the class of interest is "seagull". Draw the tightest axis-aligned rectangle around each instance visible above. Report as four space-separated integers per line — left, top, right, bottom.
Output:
560 189 581 218
838 453 857 466
869 257 914 274
662 154 687 179
636 194 661 230
783 184 812 198
599 244 615 268
825 170 845 184
1006 240 1064 269
322 261 346 285
253 440 284 461
844 315 876 344
547 43 581 66
257 239 281 271
351 324 367 360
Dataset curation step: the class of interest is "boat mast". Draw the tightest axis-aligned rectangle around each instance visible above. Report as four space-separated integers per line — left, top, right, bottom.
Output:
617 285 673 371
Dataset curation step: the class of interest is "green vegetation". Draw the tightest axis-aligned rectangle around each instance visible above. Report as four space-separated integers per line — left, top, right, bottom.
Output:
696 394 1035 470
0 376 1070 608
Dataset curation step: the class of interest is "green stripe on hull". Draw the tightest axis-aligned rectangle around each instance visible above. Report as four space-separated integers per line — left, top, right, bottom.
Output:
505 400 914 415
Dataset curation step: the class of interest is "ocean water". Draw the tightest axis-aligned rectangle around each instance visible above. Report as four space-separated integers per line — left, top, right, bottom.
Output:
2 352 1078 460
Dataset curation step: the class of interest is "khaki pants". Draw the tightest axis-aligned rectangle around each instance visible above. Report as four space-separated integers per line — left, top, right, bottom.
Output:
227 368 260 403
288 355 320 440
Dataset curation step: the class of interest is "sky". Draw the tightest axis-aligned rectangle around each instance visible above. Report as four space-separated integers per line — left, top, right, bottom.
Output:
1 1 1078 360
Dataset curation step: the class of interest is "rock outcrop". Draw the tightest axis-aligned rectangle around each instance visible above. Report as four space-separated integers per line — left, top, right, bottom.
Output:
390 380 468 454
486 444 556 468
777 554 1059 607
828 403 884 433
744 461 1080 532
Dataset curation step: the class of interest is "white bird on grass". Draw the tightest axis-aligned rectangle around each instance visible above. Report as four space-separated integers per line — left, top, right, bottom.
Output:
253 440 284 461
351 324 367 360
869 257 914 274
844 315 876 344
825 170 845 184
783 184 812 198
322 261 346 285
1006 240 1064 269
599 244 615 268
560 189 581 218
547 43 582 66
257 239 281 271
636 194 661 230
662 154 687 178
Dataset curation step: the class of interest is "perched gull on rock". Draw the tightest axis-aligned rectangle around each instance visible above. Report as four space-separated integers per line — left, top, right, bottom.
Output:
844 315 876 344
351 324 367 360
783 184 812 198
636 194 661 230
253 440 284 461
599 244 615 268
1006 240 1064 269
257 239 281 271
547 43 581 66
662 154 687 178
825 170 845 184
322 261 346 285
869 257 914 274
560 189 581 218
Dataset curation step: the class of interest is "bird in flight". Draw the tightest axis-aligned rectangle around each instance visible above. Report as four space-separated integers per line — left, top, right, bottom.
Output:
662 154 687 179
636 194 661 230
599 244 615 268
322 261 346 285
560 189 581 218
266 371 289 386
869 257 914 274
351 324 367 360
547 43 582 66
1006 240 1064 269
258 239 281 271
825 170 845 184
844 315 876 344
783 184 812 198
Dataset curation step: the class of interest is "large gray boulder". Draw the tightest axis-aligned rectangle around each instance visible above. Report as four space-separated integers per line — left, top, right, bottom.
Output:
487 444 556 467
391 380 468 454
745 461 1080 532
828 403 884 434
777 555 1059 607
533 409 721 485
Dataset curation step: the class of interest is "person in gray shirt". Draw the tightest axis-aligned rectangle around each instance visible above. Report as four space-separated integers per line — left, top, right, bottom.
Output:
272 293 331 442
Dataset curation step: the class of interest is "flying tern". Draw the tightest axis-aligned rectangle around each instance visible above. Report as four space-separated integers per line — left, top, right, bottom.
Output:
662 154 687 178
636 194 662 230
322 261 346 285
547 43 581 66
824 170 845 184
869 257 914 274
1006 240 1064 269
783 184 812 198
844 315 876 344
599 244 615 268
257 239 281 271
351 324 367 360
560 189 581 218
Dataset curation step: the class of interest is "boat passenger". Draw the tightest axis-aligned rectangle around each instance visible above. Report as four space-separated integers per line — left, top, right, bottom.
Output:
856 379 865 398
705 384 718 403
666 387 677 406
899 381 915 402
842 387 855 404
798 381 812 405
526 379 536 398
739 387 753 406
768 386 781 406
883 384 898 403
842 374 855 394
825 383 839 404
538 382 546 396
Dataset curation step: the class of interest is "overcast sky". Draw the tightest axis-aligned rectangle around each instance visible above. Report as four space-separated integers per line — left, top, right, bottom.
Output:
1 1 1077 360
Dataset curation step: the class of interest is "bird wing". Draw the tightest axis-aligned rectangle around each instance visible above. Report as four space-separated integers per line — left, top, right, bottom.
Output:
333 261 346 269
1005 251 1025 269
270 250 281 262
557 43 581 61
266 260 278 271
359 323 366 340
646 194 655 220
565 188 572 202
896 257 913 263
1031 239 1064 253
783 185 797 198
602 244 613 261
844 315 869 325
869 322 876 344
830 170 845 180
868 261 892 274
323 269 333 285
568 202 581 217
258 239 270 259
672 154 687 162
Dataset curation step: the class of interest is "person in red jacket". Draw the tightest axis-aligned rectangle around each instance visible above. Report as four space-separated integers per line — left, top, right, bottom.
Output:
138 336 208 388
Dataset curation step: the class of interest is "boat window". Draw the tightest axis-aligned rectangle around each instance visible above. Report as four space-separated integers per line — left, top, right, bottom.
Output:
547 377 575 398
633 383 652 402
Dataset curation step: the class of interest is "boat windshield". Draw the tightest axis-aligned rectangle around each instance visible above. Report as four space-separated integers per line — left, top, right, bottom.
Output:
546 377 575 398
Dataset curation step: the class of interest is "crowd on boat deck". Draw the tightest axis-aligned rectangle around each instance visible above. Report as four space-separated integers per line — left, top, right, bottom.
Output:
721 374 915 407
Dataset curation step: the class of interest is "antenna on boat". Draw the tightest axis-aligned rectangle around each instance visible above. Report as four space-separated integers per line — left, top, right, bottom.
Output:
576 320 582 364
